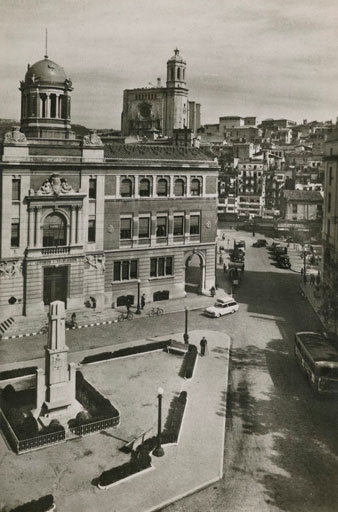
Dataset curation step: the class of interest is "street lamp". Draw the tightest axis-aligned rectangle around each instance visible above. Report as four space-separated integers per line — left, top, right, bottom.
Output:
136 279 141 314
303 248 307 284
153 387 165 457
183 306 189 344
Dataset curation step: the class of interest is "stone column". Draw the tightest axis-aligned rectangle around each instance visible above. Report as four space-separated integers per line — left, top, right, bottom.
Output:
55 93 60 118
187 176 191 197
116 176 120 198
35 207 42 247
70 206 76 245
76 207 83 244
46 93 50 118
134 175 139 198
202 176 206 196
169 175 175 198
153 177 157 197
28 207 35 247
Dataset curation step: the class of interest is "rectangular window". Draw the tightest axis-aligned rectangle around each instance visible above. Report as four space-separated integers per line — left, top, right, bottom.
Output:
139 217 150 238
292 204 297 214
113 260 138 281
174 216 184 236
89 178 96 199
150 256 173 277
12 179 20 201
190 215 200 235
328 192 331 213
120 218 132 239
156 216 167 237
329 167 333 186
88 218 96 242
11 220 20 247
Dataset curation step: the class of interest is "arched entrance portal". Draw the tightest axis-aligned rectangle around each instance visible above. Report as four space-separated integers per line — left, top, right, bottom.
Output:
185 251 205 294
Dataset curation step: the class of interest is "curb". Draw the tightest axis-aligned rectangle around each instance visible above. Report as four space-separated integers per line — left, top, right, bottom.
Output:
1 304 210 341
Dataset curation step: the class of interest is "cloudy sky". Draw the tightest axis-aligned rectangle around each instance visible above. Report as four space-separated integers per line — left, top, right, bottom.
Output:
1 0 338 129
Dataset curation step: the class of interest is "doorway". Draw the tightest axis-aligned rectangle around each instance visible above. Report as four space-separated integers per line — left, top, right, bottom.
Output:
43 266 68 306
185 253 203 294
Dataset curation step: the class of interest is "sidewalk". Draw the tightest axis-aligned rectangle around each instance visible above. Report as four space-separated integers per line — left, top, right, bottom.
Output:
2 290 227 340
58 329 230 512
299 280 335 333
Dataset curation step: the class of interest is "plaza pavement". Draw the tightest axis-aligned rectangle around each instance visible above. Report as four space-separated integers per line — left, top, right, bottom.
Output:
0 329 230 512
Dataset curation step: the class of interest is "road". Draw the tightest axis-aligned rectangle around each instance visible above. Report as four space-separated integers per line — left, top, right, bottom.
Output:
161 231 338 512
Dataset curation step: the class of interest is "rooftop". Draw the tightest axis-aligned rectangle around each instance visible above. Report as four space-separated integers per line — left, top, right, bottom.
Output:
283 190 323 202
104 143 214 162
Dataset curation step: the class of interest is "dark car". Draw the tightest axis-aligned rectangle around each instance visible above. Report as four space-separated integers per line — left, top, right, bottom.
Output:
253 239 267 248
277 255 291 269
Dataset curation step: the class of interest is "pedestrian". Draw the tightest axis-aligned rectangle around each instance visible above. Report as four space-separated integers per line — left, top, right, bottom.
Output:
223 263 227 273
210 286 216 297
126 297 131 313
200 336 208 356
310 274 315 286
141 293 146 310
219 255 223 265
316 272 321 286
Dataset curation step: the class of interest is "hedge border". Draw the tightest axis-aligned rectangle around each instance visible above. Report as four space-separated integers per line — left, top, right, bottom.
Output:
80 340 171 365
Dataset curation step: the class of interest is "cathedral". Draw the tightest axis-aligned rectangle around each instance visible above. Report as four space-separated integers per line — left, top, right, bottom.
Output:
0 52 217 320
121 49 201 138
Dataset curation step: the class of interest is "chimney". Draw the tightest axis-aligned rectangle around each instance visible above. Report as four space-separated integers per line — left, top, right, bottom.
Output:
157 77 161 87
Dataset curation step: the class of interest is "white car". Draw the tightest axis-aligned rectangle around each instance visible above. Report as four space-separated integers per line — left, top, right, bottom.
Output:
205 297 239 318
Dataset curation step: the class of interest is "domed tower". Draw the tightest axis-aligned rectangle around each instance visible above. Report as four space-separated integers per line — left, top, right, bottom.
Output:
166 48 187 88
165 49 189 136
19 56 74 139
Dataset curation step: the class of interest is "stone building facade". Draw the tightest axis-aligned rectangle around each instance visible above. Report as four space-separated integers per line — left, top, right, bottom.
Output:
0 56 218 319
121 49 201 138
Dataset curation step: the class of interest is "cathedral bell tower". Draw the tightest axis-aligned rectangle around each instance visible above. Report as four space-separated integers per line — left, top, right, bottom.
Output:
165 48 189 136
19 55 75 139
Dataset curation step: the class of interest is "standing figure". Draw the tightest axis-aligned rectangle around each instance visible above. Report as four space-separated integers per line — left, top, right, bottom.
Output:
141 294 146 310
200 336 208 356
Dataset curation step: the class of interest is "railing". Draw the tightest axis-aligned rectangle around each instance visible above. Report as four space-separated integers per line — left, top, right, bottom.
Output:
41 247 71 255
70 416 120 436
0 408 120 454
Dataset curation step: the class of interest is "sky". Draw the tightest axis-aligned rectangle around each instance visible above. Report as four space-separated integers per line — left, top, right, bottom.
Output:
1 0 338 129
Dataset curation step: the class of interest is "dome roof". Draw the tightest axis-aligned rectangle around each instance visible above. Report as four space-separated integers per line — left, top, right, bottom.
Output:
168 48 185 63
25 58 67 84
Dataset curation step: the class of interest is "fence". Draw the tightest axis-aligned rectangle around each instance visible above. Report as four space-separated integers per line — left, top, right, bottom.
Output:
0 408 120 454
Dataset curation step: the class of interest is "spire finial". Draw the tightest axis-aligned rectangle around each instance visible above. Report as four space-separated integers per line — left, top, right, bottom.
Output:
44 28 48 59
174 48 179 56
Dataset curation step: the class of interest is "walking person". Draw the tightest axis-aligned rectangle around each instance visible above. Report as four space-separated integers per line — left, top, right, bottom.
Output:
200 336 208 356
141 293 146 310
126 297 131 313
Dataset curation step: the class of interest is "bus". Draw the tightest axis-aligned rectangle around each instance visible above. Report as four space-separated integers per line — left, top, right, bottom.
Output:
294 332 338 395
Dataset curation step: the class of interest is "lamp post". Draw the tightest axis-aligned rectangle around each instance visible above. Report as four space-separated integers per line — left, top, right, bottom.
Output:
153 387 164 457
136 279 141 314
303 248 307 284
183 306 189 344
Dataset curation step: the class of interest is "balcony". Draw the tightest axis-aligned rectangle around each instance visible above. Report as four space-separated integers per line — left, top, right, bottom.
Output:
41 247 71 255
26 244 83 259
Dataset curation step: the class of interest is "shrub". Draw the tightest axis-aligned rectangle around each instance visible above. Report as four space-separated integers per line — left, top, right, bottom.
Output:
9 494 54 512
5 408 25 436
19 415 39 440
1 384 16 404
184 345 198 379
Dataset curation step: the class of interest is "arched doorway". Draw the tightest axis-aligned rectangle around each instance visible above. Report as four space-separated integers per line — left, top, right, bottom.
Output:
185 251 204 294
43 212 67 247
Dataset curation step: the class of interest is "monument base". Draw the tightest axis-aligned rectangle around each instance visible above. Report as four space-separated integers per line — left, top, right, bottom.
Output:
38 399 84 428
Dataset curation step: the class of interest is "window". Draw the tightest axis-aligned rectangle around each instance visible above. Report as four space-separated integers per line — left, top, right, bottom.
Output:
157 178 168 197
156 217 167 237
139 178 150 197
327 219 331 237
43 213 67 247
139 217 150 238
190 179 201 196
150 256 173 277
190 215 200 235
11 220 20 247
328 192 331 213
113 260 138 281
292 204 298 214
174 178 185 196
177 68 181 80
174 216 184 236
89 178 96 199
121 178 132 197
120 218 132 239
88 217 96 243
329 167 333 185
12 179 20 201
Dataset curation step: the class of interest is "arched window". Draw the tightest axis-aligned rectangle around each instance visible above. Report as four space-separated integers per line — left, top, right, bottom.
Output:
191 179 201 196
121 178 133 197
43 213 67 247
157 178 168 197
171 68 174 81
140 178 150 197
174 178 185 196
177 68 181 80
183 69 185 81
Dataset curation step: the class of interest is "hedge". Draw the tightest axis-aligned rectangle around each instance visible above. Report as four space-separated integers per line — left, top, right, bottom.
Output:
80 340 170 365
162 391 187 444
68 371 119 428
9 494 54 512
99 446 151 487
0 367 37 381
184 345 198 379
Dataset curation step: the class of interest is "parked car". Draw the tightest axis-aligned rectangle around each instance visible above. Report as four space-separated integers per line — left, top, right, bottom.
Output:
205 296 239 318
231 249 245 262
277 254 291 269
253 239 267 248
274 246 288 258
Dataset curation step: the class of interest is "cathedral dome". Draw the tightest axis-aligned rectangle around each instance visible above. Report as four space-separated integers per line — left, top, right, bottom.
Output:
25 58 67 85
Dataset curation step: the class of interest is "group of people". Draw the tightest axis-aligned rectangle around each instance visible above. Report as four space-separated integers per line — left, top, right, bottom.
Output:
126 294 146 312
